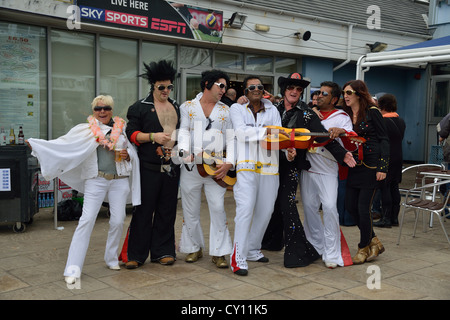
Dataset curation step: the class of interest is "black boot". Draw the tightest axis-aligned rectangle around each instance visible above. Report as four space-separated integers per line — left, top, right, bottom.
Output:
374 218 392 228
391 217 399 226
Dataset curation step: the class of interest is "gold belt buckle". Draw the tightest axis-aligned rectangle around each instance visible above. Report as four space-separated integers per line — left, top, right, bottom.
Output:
161 164 171 173
99 171 114 180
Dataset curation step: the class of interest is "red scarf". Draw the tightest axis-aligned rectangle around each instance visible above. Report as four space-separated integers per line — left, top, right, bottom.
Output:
320 109 339 120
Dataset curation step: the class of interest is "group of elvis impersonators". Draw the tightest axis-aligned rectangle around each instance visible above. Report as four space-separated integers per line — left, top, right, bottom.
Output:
28 59 386 285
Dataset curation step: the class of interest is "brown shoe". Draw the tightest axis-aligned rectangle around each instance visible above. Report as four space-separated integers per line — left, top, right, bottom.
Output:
367 236 385 262
125 260 140 269
158 256 175 265
212 256 228 268
185 249 203 263
352 246 370 264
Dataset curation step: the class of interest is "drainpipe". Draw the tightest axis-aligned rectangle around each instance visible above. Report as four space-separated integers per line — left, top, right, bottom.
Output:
356 55 367 80
333 24 353 72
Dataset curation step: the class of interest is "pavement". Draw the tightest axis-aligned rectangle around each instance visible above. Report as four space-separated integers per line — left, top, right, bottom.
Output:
1 164 450 304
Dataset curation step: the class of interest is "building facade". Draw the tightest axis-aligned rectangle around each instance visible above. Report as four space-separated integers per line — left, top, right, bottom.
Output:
1 0 444 162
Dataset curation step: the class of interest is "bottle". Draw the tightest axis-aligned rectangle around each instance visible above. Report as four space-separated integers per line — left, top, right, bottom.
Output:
18 126 24 145
0 127 6 146
8 125 15 145
49 193 54 207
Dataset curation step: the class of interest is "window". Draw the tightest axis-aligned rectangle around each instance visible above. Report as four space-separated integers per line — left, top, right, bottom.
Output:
215 51 243 70
99 36 138 120
275 57 297 73
246 54 273 72
0 22 47 139
141 42 176 98
51 29 94 138
432 79 450 118
180 46 211 67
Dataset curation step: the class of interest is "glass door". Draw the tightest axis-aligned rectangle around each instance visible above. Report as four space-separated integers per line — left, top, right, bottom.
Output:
426 75 450 161
430 76 450 122
179 68 202 103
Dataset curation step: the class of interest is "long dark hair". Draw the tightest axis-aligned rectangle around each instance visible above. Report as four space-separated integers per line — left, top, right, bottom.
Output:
342 80 374 124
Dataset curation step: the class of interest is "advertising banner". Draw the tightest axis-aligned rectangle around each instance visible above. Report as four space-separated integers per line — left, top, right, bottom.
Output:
76 0 223 42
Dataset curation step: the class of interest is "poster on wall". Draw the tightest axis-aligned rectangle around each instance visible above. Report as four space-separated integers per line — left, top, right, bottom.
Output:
0 0 74 19
76 0 223 42
0 29 40 140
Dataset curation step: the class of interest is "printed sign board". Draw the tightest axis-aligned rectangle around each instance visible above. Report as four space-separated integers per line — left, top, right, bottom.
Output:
77 0 223 42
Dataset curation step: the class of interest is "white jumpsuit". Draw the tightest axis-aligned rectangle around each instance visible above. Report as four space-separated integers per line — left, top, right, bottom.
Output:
28 120 140 278
229 99 281 272
177 93 234 257
300 109 353 266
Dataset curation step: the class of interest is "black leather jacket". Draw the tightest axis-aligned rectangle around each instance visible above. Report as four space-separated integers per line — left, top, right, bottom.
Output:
126 93 180 165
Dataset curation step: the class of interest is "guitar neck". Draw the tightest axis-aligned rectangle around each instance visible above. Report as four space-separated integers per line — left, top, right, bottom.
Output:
294 132 349 137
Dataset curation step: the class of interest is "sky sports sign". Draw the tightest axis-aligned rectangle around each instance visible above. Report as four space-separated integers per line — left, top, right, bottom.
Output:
80 5 149 28
75 0 223 42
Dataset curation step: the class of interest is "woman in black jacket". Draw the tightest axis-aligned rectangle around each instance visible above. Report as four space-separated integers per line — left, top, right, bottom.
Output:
342 80 390 264
374 94 406 228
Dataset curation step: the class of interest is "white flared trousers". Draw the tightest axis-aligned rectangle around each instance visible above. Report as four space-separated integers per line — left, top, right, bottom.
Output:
64 176 130 277
231 171 279 271
300 171 343 266
179 165 232 257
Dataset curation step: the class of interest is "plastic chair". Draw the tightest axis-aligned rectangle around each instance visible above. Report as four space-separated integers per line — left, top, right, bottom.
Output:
397 179 450 246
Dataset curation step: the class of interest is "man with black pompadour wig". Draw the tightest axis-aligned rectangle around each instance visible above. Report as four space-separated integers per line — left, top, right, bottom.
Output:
177 69 235 269
120 59 180 269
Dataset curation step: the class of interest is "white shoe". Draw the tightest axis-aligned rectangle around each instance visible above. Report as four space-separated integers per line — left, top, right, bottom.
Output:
108 265 120 271
325 262 337 269
65 276 77 284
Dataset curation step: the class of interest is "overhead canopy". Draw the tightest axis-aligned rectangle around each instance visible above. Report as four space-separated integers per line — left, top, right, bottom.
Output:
356 36 450 79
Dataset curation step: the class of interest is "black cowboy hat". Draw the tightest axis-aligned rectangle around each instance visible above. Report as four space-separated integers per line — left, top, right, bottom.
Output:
278 72 310 89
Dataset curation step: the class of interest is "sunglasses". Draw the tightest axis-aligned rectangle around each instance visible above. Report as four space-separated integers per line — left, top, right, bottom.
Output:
214 82 227 90
317 91 330 97
157 84 174 91
205 117 214 130
93 106 112 112
342 90 357 96
286 85 303 92
247 84 264 91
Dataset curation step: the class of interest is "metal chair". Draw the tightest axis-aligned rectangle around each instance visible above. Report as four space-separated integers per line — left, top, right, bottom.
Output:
399 163 445 198
397 179 450 246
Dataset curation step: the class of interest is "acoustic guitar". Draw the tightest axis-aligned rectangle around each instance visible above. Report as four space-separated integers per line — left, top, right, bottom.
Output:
261 125 366 151
196 151 236 188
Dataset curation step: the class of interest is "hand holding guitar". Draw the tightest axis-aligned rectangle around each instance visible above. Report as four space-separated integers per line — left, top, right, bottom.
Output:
215 162 233 180
266 127 289 138
328 127 346 140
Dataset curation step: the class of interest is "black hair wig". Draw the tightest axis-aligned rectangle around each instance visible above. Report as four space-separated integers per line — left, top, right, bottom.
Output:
200 69 230 91
140 60 177 86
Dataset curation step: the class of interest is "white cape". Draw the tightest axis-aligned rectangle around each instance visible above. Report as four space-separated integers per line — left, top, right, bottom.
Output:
28 121 141 206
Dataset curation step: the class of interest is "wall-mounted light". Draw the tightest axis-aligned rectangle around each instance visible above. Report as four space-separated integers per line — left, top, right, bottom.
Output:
367 42 388 52
225 12 247 29
255 24 270 32
294 29 311 41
